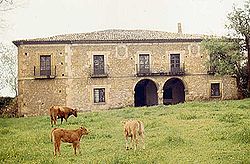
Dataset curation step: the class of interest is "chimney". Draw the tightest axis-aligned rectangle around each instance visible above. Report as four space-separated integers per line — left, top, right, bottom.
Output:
177 23 182 34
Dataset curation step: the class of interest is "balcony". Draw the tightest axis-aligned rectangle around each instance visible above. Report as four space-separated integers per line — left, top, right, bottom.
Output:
136 64 185 77
169 67 185 76
34 66 56 79
207 66 216 75
90 65 108 78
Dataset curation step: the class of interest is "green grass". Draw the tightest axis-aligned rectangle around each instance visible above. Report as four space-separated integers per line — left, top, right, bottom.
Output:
0 99 250 163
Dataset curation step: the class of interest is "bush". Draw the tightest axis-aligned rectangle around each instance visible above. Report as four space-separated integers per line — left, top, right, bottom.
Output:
0 97 19 118
0 97 12 108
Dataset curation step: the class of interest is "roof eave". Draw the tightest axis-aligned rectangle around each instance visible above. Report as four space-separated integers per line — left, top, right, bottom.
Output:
12 38 203 46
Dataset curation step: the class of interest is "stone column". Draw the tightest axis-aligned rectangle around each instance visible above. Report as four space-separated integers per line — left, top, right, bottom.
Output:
158 87 163 105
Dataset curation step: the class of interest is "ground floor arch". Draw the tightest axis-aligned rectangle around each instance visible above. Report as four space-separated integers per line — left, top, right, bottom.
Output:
134 79 158 107
163 78 185 105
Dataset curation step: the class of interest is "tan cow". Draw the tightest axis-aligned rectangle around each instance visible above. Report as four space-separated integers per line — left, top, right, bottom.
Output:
51 127 89 156
49 106 77 127
123 120 145 150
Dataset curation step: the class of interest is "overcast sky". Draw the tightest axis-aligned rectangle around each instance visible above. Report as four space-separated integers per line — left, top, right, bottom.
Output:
0 0 246 44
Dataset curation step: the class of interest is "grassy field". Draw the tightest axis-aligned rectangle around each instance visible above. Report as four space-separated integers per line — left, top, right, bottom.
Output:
0 99 250 163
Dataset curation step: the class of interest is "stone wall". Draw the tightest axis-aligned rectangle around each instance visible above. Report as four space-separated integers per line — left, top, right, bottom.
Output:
17 42 238 115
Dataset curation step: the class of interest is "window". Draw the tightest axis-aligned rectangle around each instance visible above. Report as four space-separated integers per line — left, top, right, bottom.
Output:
211 83 220 97
94 88 105 103
139 54 150 73
40 55 51 76
93 55 105 75
170 54 180 73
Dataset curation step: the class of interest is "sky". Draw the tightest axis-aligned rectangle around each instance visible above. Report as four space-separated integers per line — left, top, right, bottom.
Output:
0 0 246 44
0 0 247 96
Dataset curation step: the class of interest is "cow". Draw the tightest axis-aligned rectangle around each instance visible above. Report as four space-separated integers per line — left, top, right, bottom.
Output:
123 120 145 151
49 106 77 127
51 127 89 156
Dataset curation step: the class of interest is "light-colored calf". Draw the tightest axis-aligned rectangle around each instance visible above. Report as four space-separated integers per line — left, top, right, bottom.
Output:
123 120 145 150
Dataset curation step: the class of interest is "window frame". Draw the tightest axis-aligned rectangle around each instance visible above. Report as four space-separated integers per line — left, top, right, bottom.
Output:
170 54 181 73
93 55 105 75
138 53 150 73
40 55 51 76
93 88 106 103
210 82 221 97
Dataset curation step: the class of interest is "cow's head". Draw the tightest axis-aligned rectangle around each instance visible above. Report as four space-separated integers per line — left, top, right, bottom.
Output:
80 126 89 135
72 109 77 117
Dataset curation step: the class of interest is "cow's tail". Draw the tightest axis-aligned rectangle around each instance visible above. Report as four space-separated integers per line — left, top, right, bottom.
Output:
50 128 57 142
138 121 144 135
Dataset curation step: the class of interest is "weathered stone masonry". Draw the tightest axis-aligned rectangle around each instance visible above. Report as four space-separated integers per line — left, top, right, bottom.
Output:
13 29 238 116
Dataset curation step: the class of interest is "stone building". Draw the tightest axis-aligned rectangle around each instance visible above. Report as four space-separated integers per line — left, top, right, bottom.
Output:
13 27 238 116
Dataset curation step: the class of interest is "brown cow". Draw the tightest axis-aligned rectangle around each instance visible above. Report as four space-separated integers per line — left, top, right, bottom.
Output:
123 120 145 150
49 106 77 127
51 127 89 156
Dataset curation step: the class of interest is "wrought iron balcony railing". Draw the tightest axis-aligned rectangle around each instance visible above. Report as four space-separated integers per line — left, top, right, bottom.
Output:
34 65 56 79
90 65 108 78
207 66 216 75
135 64 185 77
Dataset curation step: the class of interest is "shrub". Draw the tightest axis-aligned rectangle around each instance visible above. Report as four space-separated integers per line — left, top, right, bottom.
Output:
0 97 19 118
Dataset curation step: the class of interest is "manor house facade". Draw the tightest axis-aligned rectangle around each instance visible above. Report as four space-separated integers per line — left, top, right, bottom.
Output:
13 27 238 115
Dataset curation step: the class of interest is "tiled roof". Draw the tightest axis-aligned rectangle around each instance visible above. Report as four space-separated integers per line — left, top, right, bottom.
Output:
13 29 206 45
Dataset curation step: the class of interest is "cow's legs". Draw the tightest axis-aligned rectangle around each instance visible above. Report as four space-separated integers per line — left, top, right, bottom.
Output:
125 133 129 150
133 135 138 151
57 141 61 156
54 141 60 156
50 116 54 127
130 136 134 150
140 133 145 149
53 116 57 126
53 143 57 156
60 117 63 124
77 142 81 154
65 114 68 122
73 142 78 155
73 142 81 155
132 129 137 150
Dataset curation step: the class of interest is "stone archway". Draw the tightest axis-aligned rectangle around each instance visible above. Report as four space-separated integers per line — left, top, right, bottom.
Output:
134 79 158 107
163 78 185 105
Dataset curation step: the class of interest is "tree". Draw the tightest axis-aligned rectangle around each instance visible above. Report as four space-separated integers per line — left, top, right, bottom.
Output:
227 0 250 91
0 0 25 29
0 0 14 10
0 0 13 28
202 37 248 98
0 43 18 97
0 0 22 97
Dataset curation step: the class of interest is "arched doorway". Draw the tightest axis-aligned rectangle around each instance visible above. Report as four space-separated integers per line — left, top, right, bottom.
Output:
163 78 185 105
134 79 158 107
